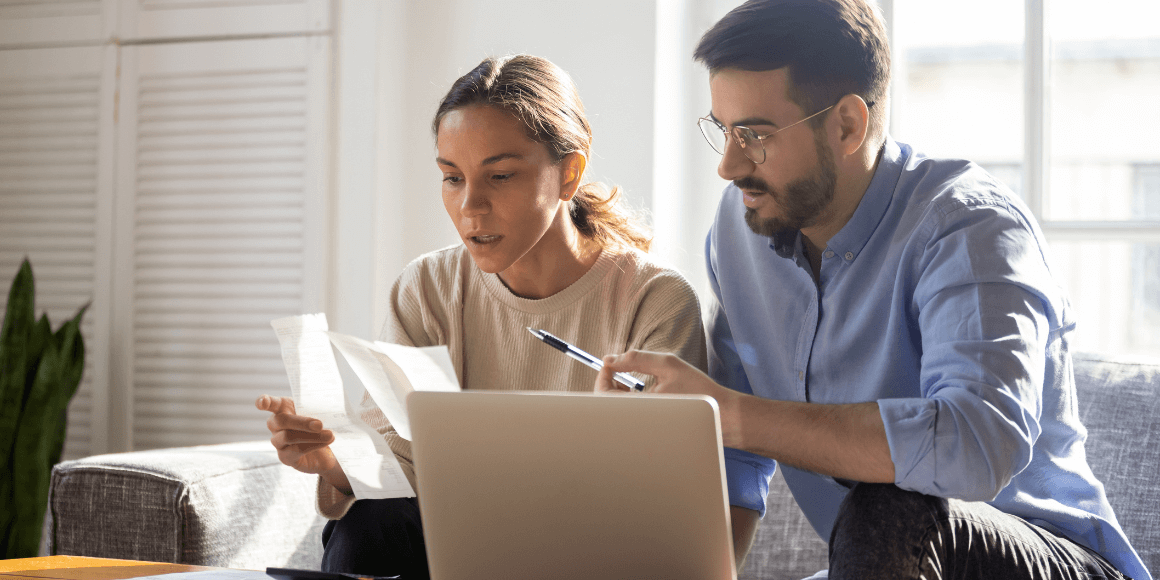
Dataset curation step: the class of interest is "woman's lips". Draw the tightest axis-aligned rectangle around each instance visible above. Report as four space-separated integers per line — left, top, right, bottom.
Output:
469 234 502 244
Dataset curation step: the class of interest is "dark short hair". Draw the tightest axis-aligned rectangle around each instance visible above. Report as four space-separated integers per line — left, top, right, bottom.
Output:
694 0 890 126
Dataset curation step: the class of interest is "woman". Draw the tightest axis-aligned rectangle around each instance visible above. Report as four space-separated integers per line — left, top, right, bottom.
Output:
256 54 706 579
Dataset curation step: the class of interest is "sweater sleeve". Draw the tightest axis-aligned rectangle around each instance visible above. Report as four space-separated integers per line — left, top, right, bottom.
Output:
625 267 708 375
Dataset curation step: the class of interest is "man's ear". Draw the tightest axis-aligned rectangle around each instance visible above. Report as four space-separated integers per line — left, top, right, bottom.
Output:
561 151 587 200
832 94 870 157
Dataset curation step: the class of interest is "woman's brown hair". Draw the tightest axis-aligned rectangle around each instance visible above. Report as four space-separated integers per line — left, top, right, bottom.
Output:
432 55 651 252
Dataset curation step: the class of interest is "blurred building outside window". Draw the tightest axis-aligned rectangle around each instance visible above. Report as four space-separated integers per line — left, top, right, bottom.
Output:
889 0 1160 358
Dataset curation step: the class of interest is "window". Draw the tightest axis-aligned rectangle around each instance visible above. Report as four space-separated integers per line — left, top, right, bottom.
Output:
889 0 1160 358
1132 165 1160 349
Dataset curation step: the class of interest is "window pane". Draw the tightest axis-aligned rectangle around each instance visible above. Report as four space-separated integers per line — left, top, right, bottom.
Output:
892 0 1024 197
1046 0 1160 221
1050 240 1160 357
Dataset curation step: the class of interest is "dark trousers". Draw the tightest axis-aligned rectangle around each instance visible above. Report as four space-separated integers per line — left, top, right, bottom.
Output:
321 498 429 580
829 483 1131 580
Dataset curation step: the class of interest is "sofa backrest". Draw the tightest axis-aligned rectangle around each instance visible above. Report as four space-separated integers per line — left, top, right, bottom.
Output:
741 352 1160 580
1073 352 1160 575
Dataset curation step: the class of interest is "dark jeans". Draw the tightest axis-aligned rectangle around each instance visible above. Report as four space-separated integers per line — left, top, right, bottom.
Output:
321 498 429 580
830 483 1131 580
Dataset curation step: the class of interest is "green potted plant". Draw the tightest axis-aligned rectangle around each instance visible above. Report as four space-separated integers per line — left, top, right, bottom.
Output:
0 258 88 559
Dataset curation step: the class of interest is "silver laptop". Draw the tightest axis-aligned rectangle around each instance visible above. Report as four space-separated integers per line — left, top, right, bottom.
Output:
408 390 737 580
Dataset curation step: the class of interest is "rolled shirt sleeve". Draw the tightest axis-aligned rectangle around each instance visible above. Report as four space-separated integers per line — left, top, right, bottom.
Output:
883 199 1054 501
724 447 778 516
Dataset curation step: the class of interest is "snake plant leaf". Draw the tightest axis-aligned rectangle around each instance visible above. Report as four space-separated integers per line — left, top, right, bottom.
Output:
46 304 87 473
0 259 87 559
0 259 36 471
7 303 86 558
8 338 64 558
8 300 84 559
0 315 50 541
0 259 36 549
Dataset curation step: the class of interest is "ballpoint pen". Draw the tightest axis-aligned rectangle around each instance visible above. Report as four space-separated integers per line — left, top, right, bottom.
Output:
526 327 646 392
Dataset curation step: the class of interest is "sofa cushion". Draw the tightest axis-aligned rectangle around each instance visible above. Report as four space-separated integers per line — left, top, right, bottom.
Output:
739 469 829 579
48 441 326 569
740 352 1160 579
1073 352 1160 574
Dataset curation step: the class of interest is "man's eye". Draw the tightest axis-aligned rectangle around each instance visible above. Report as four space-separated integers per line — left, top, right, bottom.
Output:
740 127 763 140
492 173 513 181
442 175 461 184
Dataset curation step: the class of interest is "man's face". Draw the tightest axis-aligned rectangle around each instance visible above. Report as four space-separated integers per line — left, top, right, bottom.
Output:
708 68 837 237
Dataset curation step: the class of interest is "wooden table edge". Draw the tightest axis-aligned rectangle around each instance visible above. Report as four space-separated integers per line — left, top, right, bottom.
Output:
0 556 238 580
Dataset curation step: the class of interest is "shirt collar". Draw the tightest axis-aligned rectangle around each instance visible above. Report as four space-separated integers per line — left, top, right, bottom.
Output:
818 137 906 263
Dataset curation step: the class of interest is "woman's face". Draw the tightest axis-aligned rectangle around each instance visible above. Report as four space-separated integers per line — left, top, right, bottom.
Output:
436 105 579 277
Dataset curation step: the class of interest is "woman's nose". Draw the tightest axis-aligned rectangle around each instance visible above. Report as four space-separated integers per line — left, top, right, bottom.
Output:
460 181 489 216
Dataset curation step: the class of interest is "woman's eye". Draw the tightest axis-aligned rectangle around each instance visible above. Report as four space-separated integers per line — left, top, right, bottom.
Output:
492 173 513 182
442 175 461 184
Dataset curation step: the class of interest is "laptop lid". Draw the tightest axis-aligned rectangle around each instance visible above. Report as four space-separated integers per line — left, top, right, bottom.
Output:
408 391 737 580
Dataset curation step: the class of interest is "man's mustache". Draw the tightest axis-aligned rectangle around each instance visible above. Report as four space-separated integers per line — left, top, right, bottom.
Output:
733 177 772 194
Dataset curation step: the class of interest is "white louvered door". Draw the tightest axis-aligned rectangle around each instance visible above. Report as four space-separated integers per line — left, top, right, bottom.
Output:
0 46 115 459
113 36 329 450
1 0 332 456
0 0 105 46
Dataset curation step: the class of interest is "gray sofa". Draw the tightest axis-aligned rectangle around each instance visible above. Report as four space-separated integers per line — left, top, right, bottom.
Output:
46 352 1158 579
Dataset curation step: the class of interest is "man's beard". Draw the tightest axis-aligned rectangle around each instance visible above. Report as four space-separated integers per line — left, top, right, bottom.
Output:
741 132 837 238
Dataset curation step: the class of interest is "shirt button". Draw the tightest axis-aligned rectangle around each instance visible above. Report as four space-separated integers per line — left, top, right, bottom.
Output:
823 250 835 259
798 371 804 381
844 251 854 261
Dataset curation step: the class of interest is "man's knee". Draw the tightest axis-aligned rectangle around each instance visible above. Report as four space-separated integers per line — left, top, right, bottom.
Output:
829 483 947 578
832 483 944 540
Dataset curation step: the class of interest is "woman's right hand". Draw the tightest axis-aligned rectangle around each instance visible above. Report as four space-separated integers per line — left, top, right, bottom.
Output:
256 394 339 476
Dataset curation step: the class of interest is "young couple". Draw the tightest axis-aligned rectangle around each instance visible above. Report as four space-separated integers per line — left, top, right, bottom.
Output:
259 1 1150 578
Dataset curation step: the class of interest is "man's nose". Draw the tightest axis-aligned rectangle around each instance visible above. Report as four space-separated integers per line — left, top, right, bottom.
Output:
717 135 755 181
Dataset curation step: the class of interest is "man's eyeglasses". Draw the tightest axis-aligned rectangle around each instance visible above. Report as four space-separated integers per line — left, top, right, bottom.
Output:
697 105 834 165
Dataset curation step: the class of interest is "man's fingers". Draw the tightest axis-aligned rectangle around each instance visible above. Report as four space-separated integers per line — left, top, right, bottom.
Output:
594 364 632 393
602 350 675 377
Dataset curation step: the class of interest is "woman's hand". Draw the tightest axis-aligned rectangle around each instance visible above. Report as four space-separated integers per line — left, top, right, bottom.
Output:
595 350 745 448
256 395 341 477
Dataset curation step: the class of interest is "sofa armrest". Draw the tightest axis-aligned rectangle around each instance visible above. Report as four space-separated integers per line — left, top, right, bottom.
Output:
47 441 327 570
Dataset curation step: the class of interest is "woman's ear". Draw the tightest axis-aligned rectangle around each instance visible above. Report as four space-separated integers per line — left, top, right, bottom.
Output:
561 151 587 200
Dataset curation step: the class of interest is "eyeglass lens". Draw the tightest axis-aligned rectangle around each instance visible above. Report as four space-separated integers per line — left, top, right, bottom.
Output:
697 118 764 164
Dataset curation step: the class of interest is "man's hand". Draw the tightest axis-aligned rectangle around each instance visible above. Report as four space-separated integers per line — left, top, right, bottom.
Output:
597 352 895 483
596 351 745 449
256 395 347 490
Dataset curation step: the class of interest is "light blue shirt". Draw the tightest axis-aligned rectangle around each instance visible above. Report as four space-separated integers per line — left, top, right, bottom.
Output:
708 138 1150 580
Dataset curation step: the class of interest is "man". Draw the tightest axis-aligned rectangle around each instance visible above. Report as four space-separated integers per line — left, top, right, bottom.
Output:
596 1 1150 578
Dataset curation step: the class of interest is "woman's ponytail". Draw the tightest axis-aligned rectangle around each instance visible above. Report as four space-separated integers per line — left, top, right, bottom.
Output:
569 182 651 252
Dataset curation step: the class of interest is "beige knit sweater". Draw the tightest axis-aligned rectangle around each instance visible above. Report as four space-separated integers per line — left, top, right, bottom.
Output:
317 244 707 519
